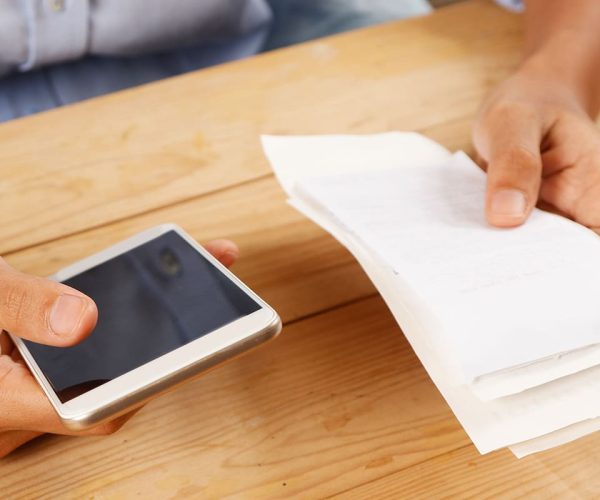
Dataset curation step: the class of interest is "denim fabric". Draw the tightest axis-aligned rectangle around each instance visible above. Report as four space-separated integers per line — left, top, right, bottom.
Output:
265 0 431 50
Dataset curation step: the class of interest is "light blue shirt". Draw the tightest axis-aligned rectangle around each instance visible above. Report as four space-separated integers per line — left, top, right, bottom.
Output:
1 0 272 76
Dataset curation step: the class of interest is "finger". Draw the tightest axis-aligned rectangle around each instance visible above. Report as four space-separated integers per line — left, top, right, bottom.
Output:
0 361 140 436
473 104 544 227
539 116 600 178
10 345 25 365
0 333 26 365
203 239 239 268
541 172 600 230
0 259 98 346
0 331 13 356
0 430 43 458
0 356 57 433
536 198 570 219
540 147 573 177
81 408 141 436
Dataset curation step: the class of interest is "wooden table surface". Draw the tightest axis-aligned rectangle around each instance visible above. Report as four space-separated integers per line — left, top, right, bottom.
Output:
2 1 599 498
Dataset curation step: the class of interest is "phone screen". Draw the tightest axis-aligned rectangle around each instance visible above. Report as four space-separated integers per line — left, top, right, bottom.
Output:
24 231 260 403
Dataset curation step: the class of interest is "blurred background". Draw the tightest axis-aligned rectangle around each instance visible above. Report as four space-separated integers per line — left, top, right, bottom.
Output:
0 0 467 123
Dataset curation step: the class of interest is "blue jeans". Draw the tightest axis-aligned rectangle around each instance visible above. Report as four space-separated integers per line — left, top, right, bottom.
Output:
0 0 431 122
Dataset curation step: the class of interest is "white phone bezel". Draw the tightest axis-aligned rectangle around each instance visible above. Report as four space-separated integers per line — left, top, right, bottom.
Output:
10 224 281 430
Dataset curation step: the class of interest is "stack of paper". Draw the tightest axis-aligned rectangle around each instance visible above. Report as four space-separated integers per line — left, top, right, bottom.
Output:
262 132 600 457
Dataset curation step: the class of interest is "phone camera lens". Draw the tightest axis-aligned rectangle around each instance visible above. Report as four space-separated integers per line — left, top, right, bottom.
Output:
159 248 182 276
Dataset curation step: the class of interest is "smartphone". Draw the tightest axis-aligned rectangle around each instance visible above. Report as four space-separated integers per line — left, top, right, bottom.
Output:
10 224 281 430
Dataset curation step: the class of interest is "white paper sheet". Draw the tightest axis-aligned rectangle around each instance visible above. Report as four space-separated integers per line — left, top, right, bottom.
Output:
263 132 451 194
294 152 600 382
262 133 600 454
510 417 600 458
472 343 600 401
289 193 600 454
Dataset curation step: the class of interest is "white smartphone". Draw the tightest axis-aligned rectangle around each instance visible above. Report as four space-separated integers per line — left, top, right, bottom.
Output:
10 224 281 430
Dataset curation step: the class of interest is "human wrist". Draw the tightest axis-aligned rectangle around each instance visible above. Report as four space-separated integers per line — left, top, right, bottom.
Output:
520 30 600 118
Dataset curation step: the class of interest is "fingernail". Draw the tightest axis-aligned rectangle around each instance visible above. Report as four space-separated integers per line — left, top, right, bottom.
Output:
490 189 527 217
220 251 238 268
50 294 87 336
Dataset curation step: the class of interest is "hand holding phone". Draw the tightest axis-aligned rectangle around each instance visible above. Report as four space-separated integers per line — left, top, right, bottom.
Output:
0 234 267 458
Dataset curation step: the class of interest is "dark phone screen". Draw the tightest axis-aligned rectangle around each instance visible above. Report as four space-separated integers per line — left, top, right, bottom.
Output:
25 231 260 403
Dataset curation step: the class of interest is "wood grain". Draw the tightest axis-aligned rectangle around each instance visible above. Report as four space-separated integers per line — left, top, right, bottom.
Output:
0 298 468 499
0 0 520 255
340 435 600 499
3 177 377 324
8 1 591 499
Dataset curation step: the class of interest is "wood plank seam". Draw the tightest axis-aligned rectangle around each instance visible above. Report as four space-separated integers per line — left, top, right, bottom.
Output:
2 111 480 260
282 292 380 328
2 172 274 258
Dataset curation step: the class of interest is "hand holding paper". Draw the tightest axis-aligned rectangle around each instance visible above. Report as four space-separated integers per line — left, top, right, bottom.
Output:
262 132 600 457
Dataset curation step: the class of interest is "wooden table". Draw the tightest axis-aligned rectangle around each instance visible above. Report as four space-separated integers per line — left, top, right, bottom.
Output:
2 1 599 497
